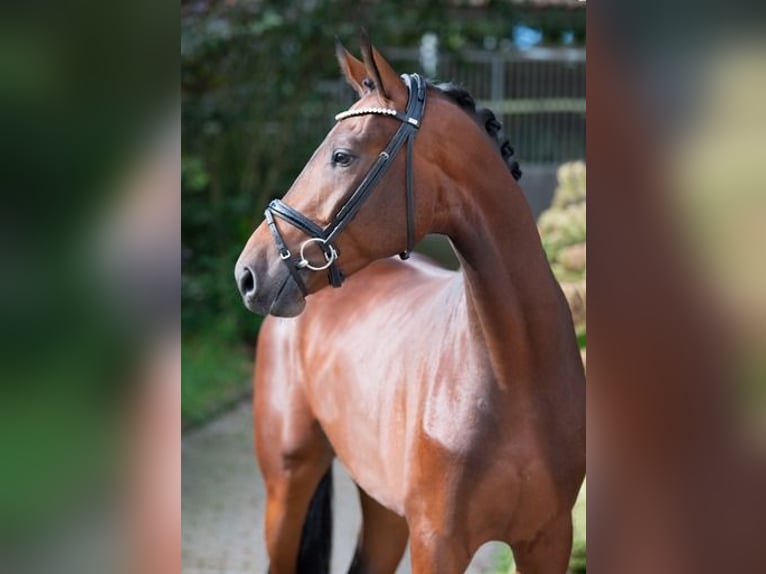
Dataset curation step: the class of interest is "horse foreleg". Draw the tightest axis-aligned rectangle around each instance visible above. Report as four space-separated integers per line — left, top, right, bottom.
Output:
262 457 333 574
254 357 334 573
348 486 409 574
253 319 333 574
406 519 472 574
511 513 573 574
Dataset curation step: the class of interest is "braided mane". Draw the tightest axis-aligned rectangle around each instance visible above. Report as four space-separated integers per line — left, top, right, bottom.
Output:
433 82 522 181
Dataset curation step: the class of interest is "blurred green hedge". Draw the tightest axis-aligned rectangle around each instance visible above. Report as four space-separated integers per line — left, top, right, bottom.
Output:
538 161 586 332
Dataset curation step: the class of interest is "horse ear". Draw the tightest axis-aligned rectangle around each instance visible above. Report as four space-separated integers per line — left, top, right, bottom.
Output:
335 38 367 97
359 29 406 103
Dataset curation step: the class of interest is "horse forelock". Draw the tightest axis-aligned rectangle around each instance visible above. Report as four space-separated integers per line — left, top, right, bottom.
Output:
432 81 522 181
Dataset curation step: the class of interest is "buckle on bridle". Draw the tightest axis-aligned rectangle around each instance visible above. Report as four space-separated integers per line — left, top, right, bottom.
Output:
297 237 337 271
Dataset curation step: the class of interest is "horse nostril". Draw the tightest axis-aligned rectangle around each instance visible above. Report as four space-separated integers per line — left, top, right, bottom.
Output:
237 266 256 298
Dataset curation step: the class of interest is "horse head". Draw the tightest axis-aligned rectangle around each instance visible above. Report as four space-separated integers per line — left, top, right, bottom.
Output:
235 34 437 316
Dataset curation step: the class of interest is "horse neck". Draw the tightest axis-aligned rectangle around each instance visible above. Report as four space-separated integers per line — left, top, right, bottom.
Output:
435 148 568 385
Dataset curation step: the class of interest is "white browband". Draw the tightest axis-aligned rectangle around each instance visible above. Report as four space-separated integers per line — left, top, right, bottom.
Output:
334 107 399 121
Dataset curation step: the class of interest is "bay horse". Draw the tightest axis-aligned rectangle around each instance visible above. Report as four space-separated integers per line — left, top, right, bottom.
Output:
235 36 585 574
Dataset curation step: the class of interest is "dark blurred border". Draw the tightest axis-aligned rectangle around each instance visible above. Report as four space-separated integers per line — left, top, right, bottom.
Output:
587 2 766 572
0 0 179 572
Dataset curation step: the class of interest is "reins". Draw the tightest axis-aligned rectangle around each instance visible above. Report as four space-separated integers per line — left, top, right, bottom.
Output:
264 73 427 295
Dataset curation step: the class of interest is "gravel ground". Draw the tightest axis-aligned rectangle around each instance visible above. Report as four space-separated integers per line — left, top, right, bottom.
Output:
182 400 506 574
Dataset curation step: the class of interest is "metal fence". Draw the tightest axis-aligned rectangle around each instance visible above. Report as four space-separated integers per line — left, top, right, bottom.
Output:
390 46 585 166
328 46 585 167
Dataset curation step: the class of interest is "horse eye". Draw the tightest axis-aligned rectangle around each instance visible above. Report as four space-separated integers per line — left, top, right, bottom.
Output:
332 150 354 167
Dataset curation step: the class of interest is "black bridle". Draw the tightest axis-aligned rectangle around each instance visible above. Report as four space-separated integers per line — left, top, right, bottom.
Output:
264 73 427 296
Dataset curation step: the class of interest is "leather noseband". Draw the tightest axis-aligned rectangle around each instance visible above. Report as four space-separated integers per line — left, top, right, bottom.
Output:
264 73 427 296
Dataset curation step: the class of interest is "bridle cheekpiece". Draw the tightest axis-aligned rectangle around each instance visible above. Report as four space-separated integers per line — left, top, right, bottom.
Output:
264 73 427 296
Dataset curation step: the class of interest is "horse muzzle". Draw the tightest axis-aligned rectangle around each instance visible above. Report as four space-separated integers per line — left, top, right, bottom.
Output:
234 255 306 317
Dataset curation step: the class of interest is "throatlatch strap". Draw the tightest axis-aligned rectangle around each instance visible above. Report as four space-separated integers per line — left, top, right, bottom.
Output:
400 135 415 260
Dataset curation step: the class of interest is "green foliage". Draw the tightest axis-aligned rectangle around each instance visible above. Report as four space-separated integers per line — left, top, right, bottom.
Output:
538 161 586 282
494 544 516 572
577 327 587 350
182 319 256 429
182 155 210 192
